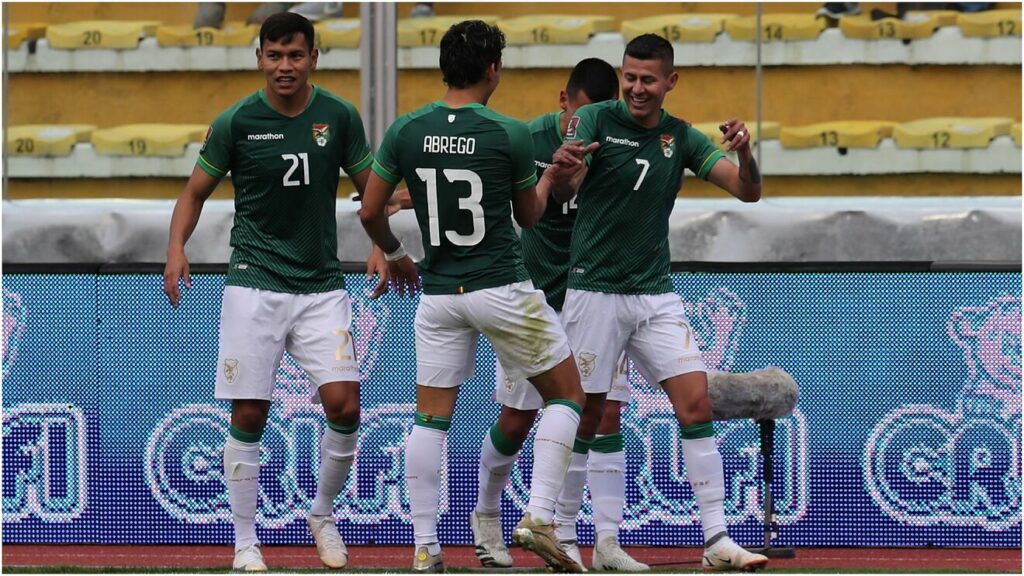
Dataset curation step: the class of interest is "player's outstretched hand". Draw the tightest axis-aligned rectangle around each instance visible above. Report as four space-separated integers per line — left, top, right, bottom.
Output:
553 140 599 168
163 250 191 308
388 255 421 297
719 118 750 152
366 246 390 299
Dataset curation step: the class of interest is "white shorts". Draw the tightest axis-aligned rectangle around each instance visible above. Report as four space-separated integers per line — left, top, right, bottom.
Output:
562 289 706 394
415 281 571 388
495 313 632 411
214 286 360 402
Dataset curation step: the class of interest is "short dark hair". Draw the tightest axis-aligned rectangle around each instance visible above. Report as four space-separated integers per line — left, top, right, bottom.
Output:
566 58 619 103
260 11 315 53
624 33 674 73
439 20 506 89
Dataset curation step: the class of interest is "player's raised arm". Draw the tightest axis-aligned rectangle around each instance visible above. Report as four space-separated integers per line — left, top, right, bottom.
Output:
164 165 220 308
707 118 761 203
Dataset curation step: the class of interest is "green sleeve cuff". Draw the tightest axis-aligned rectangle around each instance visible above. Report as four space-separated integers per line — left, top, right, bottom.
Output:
344 151 374 175
371 160 402 184
697 150 726 180
197 155 227 178
512 172 539 192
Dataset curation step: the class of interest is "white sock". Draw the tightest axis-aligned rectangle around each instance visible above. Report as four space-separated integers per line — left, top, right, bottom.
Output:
223 436 261 551
553 449 588 541
405 425 447 550
525 403 580 524
310 425 358 517
475 430 519 516
681 435 727 542
589 449 626 543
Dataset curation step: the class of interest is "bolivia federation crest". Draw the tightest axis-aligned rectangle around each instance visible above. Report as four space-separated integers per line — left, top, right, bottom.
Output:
660 134 675 158
313 123 330 147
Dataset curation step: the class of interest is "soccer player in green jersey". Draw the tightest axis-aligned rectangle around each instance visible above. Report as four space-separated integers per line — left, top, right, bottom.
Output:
469 58 649 572
554 34 769 572
359 20 593 573
163 13 376 572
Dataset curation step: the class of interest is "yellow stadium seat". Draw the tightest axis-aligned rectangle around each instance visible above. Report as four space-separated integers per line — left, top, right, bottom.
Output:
620 13 739 43
8 125 96 157
957 9 1022 37
7 22 47 50
1012 123 1021 147
46 20 161 49
690 122 780 149
498 15 617 45
315 18 361 49
91 124 208 157
906 10 960 27
156 22 257 47
839 13 940 40
780 121 897 149
893 117 1014 149
398 16 500 47
725 14 825 42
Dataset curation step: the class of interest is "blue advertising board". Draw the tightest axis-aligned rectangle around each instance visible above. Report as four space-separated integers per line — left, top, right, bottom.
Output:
3 271 1020 547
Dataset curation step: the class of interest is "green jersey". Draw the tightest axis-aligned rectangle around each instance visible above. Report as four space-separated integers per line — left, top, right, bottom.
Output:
372 101 537 295
198 85 373 294
522 111 576 311
565 100 725 294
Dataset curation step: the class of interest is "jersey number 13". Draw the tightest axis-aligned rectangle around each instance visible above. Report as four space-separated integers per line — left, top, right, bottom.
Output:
416 168 485 247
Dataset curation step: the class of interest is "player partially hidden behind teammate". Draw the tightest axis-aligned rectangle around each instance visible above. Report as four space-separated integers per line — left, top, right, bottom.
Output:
163 12 378 572
470 58 649 572
359 20 595 574
553 34 769 571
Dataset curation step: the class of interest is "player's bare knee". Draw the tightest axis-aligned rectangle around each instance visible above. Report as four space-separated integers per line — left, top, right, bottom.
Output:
676 398 713 427
230 401 269 434
498 409 535 444
325 403 360 428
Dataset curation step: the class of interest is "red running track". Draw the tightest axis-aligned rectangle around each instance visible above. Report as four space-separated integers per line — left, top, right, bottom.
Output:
3 544 1021 572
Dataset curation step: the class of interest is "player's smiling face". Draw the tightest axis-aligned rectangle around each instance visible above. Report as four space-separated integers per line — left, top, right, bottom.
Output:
621 55 677 127
258 33 318 99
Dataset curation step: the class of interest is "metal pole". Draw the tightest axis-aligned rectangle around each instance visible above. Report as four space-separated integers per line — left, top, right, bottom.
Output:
3 3 10 200
754 3 763 186
360 2 397 151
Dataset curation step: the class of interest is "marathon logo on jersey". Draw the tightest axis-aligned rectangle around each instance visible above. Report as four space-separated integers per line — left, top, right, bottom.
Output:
565 115 581 139
605 135 640 148
200 125 213 153
247 132 285 141
313 123 330 147
535 160 552 169
661 134 675 158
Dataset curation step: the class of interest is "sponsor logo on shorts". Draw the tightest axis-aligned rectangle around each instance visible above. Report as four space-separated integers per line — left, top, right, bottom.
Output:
577 351 597 378
223 358 239 384
503 374 517 393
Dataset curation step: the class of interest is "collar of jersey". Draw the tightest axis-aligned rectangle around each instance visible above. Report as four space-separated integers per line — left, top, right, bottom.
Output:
616 99 668 130
433 100 484 109
258 84 320 117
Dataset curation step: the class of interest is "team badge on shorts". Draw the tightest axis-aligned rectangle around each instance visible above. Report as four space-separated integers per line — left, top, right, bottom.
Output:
660 134 675 158
223 358 239 384
313 123 330 147
577 351 597 378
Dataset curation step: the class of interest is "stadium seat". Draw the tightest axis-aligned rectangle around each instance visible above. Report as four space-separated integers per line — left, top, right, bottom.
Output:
7 22 47 50
498 15 617 45
1012 123 1021 147
46 20 162 49
892 117 1014 149
315 18 361 49
620 13 739 43
91 124 208 157
398 16 500 47
690 121 780 149
8 125 96 156
839 13 941 40
724 14 825 42
906 9 960 28
780 121 897 149
156 22 257 47
957 9 1022 37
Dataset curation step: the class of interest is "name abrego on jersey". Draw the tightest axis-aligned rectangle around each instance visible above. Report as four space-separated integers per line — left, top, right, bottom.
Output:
565 99 725 295
197 85 373 294
371 101 536 296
